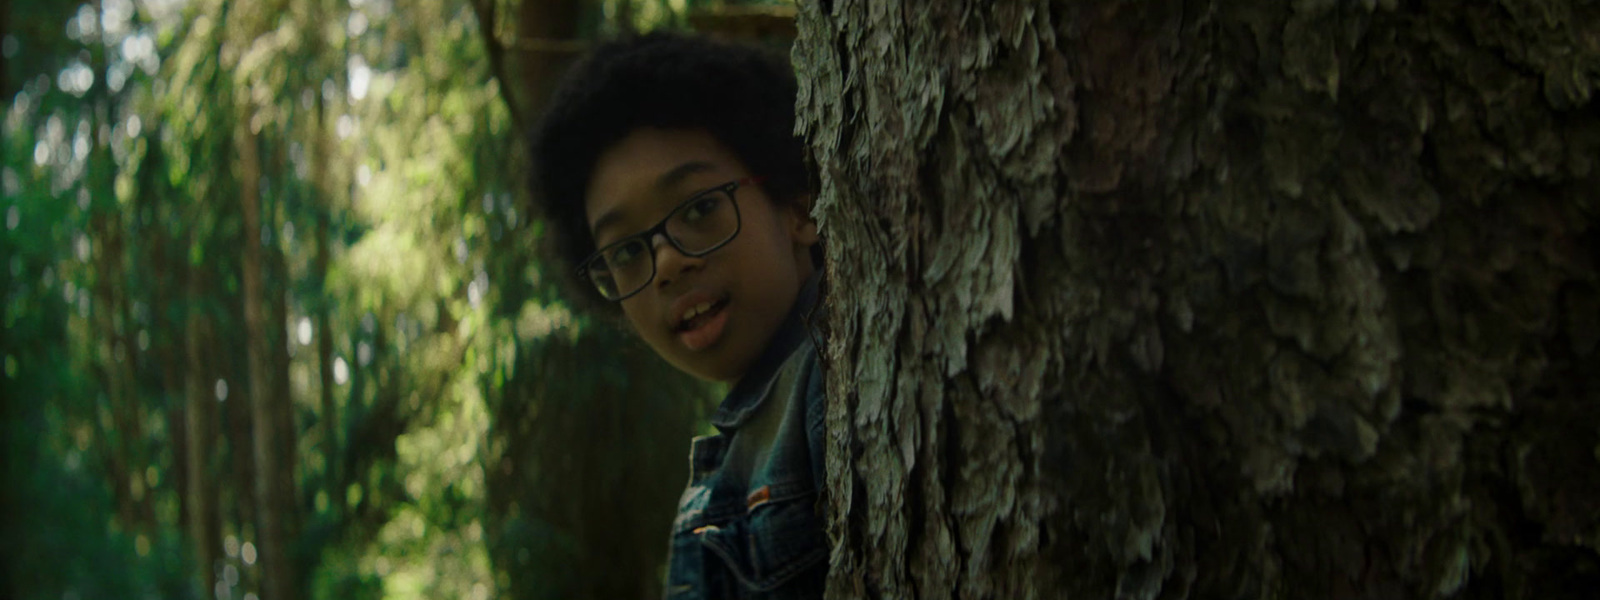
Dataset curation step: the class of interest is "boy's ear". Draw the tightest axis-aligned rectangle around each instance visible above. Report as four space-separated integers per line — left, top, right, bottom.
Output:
789 194 820 246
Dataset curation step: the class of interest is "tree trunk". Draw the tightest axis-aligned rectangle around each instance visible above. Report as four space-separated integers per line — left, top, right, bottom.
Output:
472 0 583 136
313 98 339 510
142 119 206 581
89 111 139 534
266 196 302 595
86 0 154 534
226 330 259 556
185 259 220 597
513 0 581 116
238 123 298 600
794 1 1599 598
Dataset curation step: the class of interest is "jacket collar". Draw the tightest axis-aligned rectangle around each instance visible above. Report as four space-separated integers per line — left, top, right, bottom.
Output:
709 272 821 431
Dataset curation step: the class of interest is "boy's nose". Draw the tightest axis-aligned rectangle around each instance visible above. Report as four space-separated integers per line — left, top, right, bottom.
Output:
651 232 701 289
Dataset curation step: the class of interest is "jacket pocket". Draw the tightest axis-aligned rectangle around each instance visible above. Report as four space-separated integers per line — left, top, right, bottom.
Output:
665 529 707 600
666 482 739 600
667 523 740 600
701 487 827 594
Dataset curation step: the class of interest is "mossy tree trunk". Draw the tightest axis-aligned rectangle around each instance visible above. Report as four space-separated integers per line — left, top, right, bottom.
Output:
795 0 1599 598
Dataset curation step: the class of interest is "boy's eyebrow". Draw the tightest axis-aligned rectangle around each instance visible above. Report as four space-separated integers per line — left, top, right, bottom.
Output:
654 160 716 192
590 160 718 238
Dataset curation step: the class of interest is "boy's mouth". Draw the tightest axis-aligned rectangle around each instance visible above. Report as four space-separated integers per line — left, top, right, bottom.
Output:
674 297 729 351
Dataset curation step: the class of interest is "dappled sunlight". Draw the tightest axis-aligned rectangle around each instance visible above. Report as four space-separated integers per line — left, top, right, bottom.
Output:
340 223 440 314
3 1 749 599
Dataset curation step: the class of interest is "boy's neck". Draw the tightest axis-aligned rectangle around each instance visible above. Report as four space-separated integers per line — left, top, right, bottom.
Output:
710 271 822 429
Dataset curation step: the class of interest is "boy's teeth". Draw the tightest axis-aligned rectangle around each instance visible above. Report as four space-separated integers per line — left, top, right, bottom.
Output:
681 301 715 325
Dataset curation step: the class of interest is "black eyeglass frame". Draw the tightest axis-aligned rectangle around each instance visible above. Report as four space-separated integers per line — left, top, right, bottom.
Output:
576 176 764 302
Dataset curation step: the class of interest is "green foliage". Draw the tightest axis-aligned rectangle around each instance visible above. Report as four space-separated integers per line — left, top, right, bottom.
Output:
4 1 725 599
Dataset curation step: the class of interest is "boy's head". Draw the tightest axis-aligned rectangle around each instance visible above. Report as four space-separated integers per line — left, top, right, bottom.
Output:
529 32 818 382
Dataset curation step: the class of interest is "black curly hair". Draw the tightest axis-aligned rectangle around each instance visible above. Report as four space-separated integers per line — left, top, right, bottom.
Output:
528 31 810 314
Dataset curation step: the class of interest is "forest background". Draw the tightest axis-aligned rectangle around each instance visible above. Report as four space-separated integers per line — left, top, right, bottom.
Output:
10 0 1599 599
1 1 797 599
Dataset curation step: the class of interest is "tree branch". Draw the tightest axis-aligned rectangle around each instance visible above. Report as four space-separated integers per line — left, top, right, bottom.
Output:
471 0 527 136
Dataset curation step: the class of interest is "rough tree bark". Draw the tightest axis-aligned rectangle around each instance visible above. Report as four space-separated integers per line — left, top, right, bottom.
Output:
794 1 1598 598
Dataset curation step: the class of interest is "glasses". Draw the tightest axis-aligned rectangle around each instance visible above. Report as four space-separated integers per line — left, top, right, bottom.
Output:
577 177 760 301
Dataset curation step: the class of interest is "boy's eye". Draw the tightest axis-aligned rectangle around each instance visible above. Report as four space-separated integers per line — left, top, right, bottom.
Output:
681 195 722 222
607 239 647 267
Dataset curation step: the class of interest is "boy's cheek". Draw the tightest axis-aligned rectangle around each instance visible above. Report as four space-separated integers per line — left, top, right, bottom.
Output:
618 301 661 341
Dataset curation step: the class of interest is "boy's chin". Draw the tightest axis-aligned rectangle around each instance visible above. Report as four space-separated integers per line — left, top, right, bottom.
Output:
689 353 749 383
671 341 758 384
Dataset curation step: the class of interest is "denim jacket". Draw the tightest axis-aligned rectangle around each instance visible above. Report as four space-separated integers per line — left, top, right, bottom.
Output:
664 276 827 600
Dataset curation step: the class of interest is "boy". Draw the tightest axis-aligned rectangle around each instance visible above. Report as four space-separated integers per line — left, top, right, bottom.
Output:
528 32 828 599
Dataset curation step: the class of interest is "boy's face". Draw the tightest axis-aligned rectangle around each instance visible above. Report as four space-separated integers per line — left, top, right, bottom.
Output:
584 128 818 382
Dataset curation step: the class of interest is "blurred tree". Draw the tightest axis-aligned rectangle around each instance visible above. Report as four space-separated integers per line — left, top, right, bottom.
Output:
239 116 299 600
685 0 794 42
797 0 1599 598
470 0 581 134
4 0 194 597
183 250 222 598
5 1 753 600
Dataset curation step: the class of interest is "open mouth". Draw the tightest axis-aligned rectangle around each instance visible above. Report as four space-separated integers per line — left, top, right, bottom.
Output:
674 297 729 333
673 296 730 351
